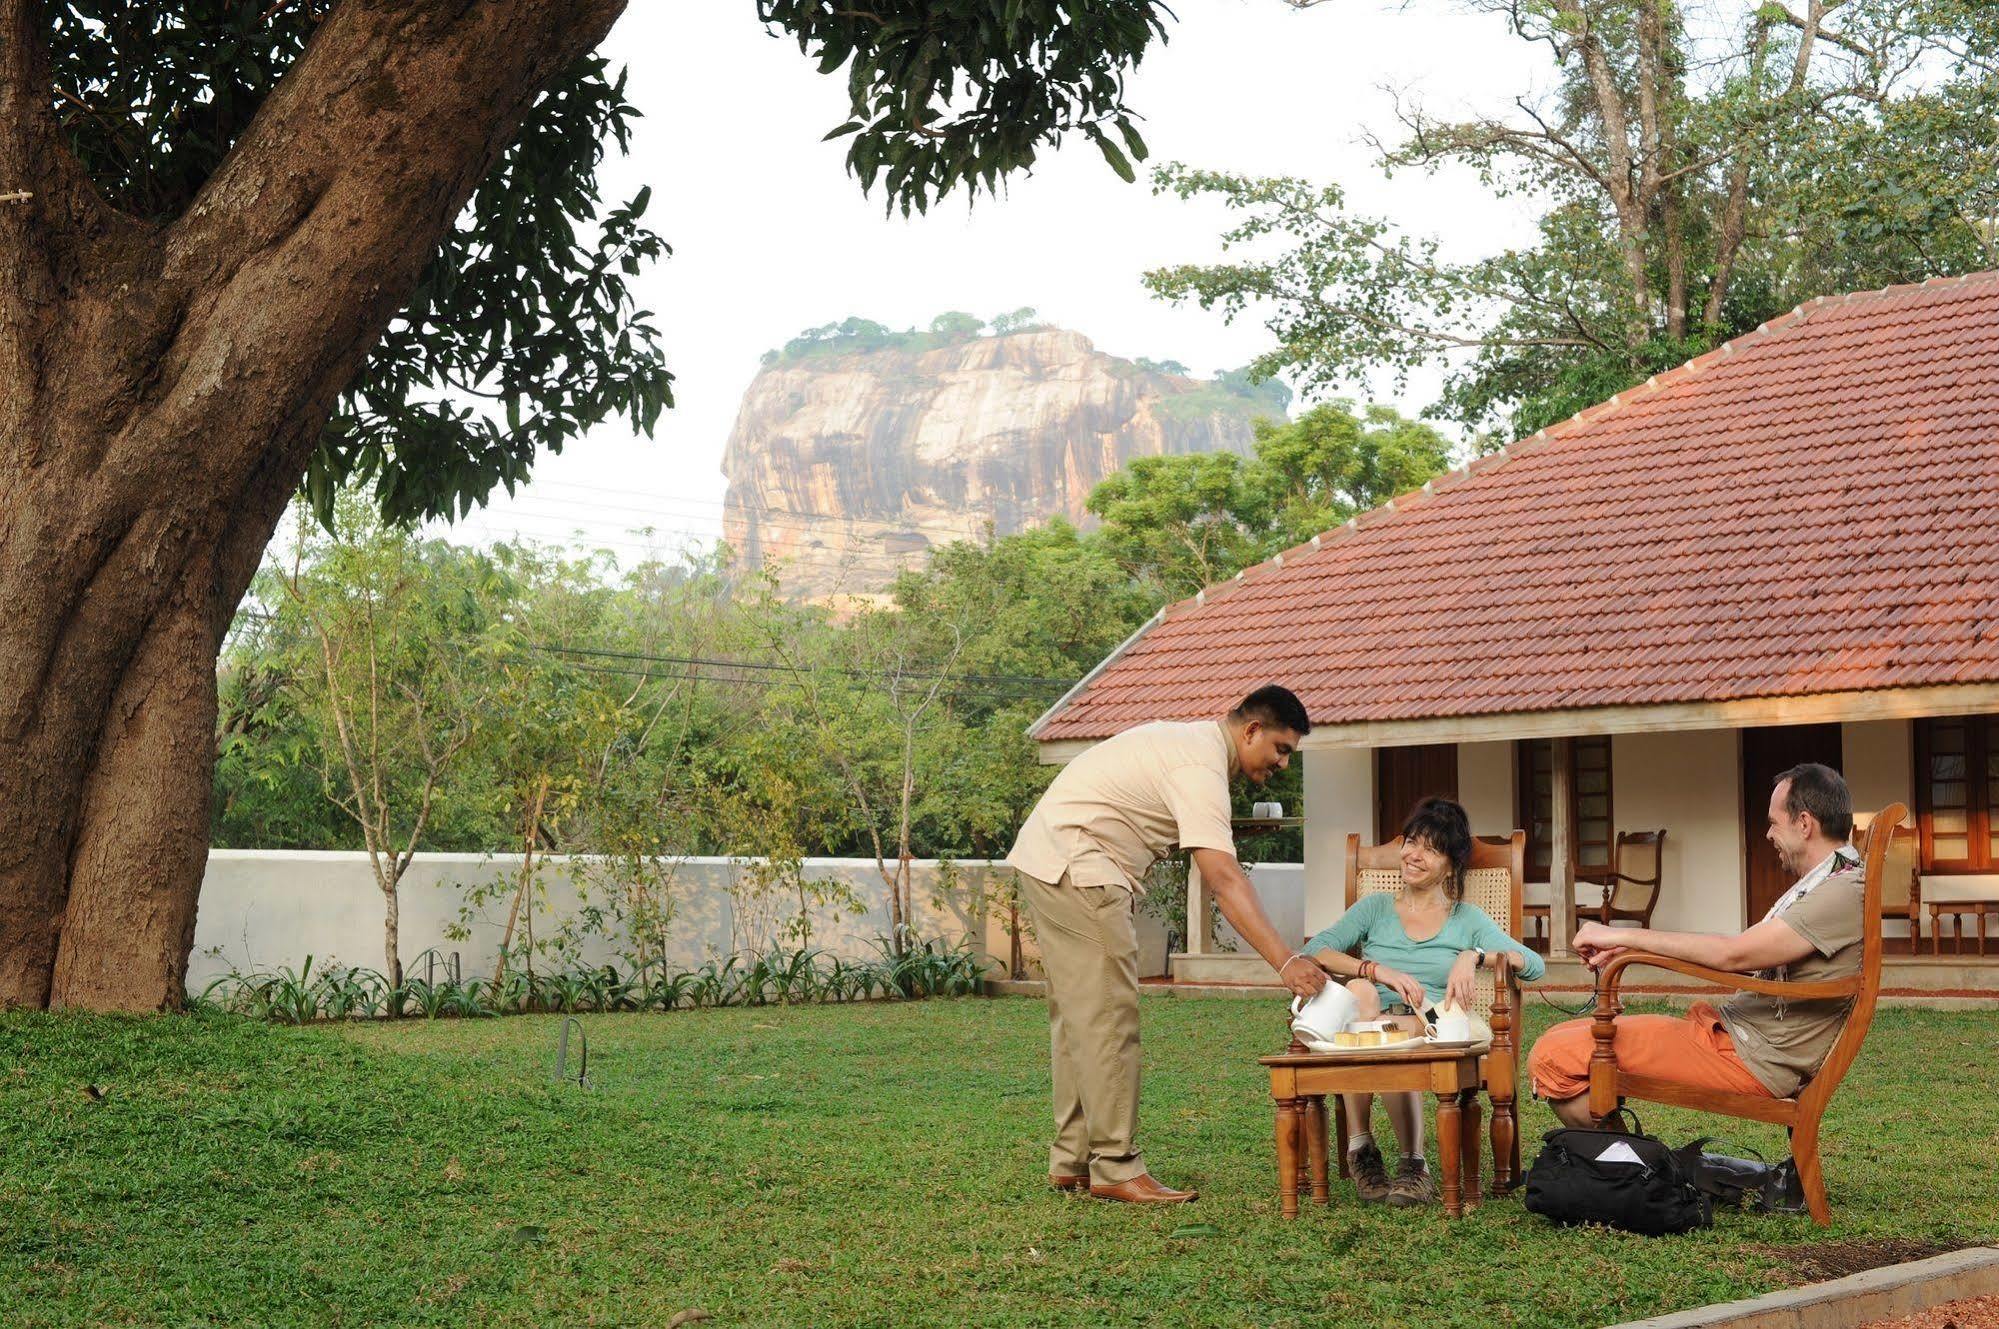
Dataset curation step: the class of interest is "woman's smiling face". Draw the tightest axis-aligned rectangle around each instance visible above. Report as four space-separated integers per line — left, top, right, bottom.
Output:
1400 835 1449 890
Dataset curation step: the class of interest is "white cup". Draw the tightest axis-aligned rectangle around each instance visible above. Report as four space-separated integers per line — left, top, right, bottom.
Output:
1430 1009 1474 1042
1289 982 1357 1044
1253 801 1284 819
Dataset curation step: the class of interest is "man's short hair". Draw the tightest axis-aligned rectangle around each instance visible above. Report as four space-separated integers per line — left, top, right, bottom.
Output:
1231 684 1310 736
1774 762 1853 840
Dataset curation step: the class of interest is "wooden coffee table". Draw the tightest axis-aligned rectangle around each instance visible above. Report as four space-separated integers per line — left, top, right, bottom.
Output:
1259 1044 1487 1219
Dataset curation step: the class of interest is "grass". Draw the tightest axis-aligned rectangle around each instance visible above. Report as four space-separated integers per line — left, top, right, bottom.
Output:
2 997 1993 1328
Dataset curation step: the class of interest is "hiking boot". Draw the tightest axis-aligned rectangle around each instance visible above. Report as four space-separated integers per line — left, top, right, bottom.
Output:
1385 1157 1437 1208
1349 1142 1391 1204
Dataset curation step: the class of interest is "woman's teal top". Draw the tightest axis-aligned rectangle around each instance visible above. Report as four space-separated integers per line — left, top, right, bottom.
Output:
1304 893 1545 1010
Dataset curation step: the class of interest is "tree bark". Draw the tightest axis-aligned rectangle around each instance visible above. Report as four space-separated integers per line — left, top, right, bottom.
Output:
1565 1 1652 348
0 0 629 1011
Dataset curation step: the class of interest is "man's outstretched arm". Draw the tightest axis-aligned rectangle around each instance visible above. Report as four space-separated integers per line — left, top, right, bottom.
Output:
1191 847 1327 998
1571 918 1818 974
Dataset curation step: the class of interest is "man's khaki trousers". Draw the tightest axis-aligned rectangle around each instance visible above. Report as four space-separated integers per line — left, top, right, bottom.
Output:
1017 870 1146 1185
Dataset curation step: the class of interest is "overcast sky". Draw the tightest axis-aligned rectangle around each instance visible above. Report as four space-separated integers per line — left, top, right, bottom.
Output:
446 1 1550 564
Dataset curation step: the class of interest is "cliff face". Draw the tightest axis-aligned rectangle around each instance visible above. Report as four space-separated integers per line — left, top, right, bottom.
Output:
720 328 1282 598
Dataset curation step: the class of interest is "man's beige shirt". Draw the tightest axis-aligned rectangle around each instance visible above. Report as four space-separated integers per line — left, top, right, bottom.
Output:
1719 854 1866 1098
1006 720 1238 893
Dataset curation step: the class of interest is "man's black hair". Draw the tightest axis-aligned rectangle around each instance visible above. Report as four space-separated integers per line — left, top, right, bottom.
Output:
1231 684 1311 735
1774 762 1853 841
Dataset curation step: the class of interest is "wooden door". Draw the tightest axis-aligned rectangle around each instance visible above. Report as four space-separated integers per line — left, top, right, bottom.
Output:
1741 723 1844 921
1376 744 1459 843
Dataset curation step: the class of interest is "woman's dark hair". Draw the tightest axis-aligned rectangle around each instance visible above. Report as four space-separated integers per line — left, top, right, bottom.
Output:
1400 796 1474 904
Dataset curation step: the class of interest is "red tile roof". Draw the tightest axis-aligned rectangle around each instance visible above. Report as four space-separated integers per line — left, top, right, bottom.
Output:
1034 272 1999 742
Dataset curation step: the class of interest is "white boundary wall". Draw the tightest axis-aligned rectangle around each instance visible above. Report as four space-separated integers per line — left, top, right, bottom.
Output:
190 850 1305 991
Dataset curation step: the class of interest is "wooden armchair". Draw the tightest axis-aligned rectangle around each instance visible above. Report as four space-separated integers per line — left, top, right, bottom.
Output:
1332 830 1530 1193
1598 830 1667 927
1586 803 1905 1226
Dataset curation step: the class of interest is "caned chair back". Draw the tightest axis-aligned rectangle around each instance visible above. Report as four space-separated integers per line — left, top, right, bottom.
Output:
1606 831 1665 913
1881 823 1917 909
1851 812 1918 910
1344 831 1526 1021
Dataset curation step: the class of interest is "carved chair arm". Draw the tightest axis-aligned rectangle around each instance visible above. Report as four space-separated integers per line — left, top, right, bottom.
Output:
1595 951 1862 1004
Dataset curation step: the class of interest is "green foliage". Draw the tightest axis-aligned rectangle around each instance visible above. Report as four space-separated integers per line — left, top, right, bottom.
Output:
45 3 1167 528
1147 5 1999 437
218 398 1444 872
45 4 674 529
1088 401 1453 597
196 935 987 1023
989 306 1044 334
928 310 985 339
765 0 1170 212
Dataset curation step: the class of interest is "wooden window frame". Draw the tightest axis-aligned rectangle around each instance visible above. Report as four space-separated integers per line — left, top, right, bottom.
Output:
1914 715 1998 874
1516 736 1614 883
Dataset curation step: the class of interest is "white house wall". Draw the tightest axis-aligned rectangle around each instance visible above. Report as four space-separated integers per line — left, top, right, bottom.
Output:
1302 748 1372 933
1609 728 1746 934
1457 741 1514 836
1843 720 1913 821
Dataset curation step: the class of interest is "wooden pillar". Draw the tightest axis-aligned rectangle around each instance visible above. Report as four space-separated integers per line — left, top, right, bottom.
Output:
1186 856 1215 955
1549 736 1577 958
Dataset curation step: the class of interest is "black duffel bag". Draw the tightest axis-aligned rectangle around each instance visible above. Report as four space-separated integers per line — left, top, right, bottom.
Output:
1524 1109 1713 1236
1673 1138 1807 1215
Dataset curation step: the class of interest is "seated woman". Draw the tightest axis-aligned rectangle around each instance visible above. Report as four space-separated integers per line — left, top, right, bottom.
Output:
1303 797 1544 1207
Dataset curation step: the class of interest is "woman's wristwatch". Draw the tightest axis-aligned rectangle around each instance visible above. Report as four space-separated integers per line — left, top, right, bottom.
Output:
1472 946 1488 967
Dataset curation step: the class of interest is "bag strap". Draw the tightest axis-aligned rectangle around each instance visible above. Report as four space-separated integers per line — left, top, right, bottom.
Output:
1685 1137 1766 1166
1603 1106 1646 1138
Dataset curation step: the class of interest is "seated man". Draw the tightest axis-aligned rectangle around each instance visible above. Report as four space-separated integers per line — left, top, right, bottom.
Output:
1531 763 1865 1124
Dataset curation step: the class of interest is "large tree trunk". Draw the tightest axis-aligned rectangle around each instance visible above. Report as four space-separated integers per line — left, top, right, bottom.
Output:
0 0 628 1011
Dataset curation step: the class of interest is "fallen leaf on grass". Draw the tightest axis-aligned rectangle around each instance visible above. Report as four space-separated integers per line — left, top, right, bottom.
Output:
510 1225 547 1246
83 1084 106 1101
769 1258 808 1274
1169 1223 1220 1239
443 1158 464 1183
666 1312 711 1327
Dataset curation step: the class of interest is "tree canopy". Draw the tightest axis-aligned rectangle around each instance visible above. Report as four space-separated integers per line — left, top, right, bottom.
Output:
1150 0 1999 435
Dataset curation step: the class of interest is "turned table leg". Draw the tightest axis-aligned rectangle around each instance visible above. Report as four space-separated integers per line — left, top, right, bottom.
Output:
1275 1097 1302 1219
1437 1091 1464 1219
1489 1089 1516 1196
1304 1096 1331 1204
1460 1089 1482 1213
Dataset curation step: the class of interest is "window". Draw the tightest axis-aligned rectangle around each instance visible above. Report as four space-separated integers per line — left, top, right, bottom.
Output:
1915 715 1999 872
1516 737 1614 881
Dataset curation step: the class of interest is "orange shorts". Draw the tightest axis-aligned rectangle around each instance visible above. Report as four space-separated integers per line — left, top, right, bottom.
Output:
1529 1001 1773 1102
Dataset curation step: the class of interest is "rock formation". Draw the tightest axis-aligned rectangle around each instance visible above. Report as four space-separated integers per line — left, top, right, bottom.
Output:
720 327 1286 599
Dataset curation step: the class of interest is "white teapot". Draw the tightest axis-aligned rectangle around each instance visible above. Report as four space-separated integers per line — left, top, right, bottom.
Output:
1289 981 1358 1045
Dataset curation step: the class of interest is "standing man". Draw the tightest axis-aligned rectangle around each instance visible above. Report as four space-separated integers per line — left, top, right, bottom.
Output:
1006 685 1329 1204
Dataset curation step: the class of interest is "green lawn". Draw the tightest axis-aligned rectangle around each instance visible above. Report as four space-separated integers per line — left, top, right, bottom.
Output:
2 997 1992 1328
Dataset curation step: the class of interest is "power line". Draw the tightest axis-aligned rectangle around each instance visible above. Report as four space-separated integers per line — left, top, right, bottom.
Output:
527 641 1075 688
533 478 1034 539
227 610 1076 699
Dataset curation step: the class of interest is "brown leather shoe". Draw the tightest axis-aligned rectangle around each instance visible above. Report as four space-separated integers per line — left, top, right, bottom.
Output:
1088 1173 1199 1204
1049 1172 1089 1192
